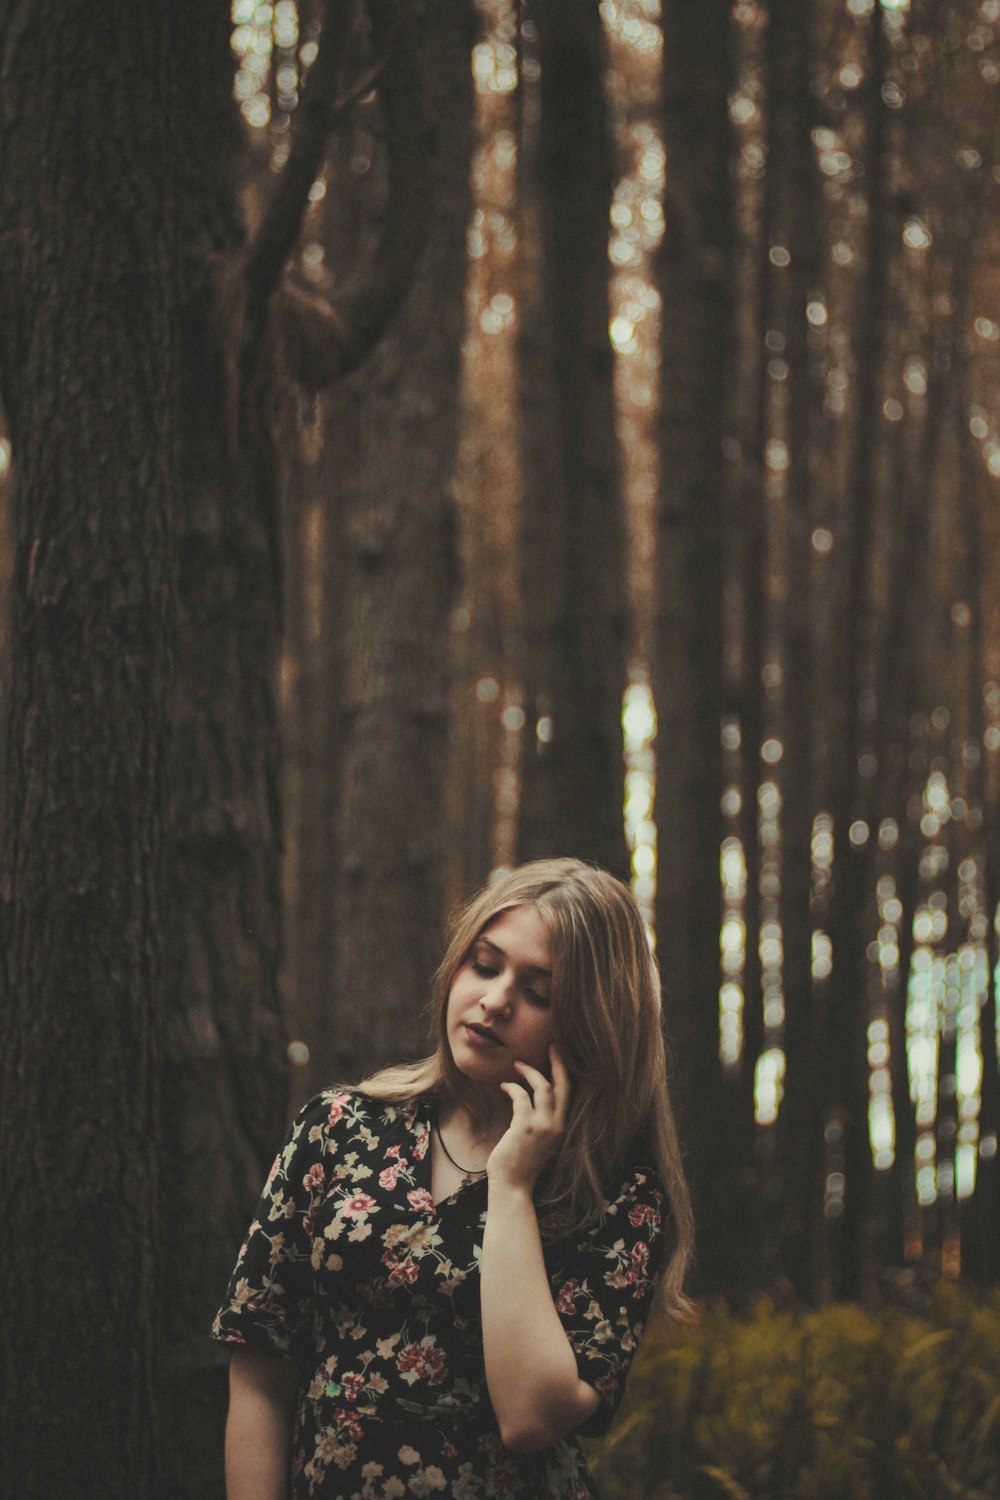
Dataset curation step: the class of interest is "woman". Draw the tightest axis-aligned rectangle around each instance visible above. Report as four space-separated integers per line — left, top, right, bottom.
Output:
212 858 693 1499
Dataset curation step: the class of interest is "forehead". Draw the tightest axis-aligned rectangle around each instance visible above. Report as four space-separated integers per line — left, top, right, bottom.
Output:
475 904 552 972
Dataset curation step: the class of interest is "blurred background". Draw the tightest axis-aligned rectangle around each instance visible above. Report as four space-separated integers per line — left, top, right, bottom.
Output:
3 0 1000 1495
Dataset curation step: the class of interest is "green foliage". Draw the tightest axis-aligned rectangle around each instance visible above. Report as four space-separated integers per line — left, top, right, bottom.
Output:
586 1288 1000 1500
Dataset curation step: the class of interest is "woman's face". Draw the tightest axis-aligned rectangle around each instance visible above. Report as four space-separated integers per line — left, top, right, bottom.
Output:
446 904 555 1090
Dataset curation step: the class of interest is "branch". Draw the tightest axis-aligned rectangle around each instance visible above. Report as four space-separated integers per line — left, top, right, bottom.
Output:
276 0 441 389
243 0 405 318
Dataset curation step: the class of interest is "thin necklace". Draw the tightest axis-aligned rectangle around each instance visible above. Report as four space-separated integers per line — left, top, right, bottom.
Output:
434 1121 488 1186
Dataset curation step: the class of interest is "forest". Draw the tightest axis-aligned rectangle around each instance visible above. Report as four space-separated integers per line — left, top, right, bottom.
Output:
2 0 1000 1496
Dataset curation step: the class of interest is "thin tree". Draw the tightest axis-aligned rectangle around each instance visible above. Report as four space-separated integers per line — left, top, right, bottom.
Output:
763 0 823 1299
517 0 630 882
655 0 738 1292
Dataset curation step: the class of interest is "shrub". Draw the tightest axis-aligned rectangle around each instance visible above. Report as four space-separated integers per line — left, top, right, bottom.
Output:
586 1286 1000 1499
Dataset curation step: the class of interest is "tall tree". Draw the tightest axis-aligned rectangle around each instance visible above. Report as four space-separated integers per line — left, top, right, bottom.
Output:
517 0 630 881
322 0 476 1082
161 1 446 1486
812 3 891 1300
655 0 737 1292
764 0 823 1299
0 5 178 1494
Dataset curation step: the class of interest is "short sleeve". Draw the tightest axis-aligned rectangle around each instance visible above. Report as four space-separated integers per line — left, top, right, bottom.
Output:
210 1090 346 1363
546 1165 668 1437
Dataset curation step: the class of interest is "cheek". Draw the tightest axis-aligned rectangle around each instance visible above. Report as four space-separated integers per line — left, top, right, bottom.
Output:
526 1011 555 1056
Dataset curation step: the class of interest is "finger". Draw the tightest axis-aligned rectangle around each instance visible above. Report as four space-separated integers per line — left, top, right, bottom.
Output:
500 1079 534 1112
512 1060 556 1110
548 1045 572 1123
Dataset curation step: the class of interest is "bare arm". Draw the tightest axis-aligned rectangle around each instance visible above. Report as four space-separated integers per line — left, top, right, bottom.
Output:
481 1051 600 1453
224 1347 298 1500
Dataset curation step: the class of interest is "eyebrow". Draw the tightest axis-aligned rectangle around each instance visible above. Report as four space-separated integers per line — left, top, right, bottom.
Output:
475 935 552 979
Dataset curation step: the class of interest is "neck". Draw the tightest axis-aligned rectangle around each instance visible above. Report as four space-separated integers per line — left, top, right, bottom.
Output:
440 1087 511 1145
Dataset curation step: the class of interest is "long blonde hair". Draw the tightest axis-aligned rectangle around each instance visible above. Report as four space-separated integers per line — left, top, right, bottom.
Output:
358 858 693 1314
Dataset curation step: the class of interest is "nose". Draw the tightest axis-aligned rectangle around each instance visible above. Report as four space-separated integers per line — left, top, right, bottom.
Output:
479 976 513 1018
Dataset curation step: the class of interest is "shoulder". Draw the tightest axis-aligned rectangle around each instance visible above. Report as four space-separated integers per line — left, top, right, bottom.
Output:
594 1155 667 1231
291 1086 432 1148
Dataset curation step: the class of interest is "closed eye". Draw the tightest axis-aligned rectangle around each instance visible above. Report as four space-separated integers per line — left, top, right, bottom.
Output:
472 962 499 978
525 986 550 1008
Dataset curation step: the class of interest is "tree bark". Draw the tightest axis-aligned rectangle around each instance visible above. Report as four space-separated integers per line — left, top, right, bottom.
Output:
655 0 737 1293
0 5 177 1494
160 2 442 1486
156 7 289 1492
323 0 475 1082
517 0 629 881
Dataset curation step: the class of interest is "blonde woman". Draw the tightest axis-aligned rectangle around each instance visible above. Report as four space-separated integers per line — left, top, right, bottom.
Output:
213 858 693 1499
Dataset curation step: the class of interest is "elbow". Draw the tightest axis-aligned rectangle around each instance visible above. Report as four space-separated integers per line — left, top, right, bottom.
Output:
498 1384 599 1454
500 1421 557 1456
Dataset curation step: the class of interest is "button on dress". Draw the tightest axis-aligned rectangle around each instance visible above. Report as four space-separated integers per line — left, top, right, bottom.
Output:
212 1089 667 1499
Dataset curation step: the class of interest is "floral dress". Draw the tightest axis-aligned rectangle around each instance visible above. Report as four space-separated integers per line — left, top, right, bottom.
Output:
212 1089 667 1500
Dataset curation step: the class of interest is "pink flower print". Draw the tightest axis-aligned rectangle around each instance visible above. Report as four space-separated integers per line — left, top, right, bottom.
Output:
407 1188 434 1213
626 1241 649 1286
333 1407 363 1441
396 1340 447 1386
341 1371 365 1402
628 1201 660 1230
385 1144 402 1159
327 1093 350 1126
303 1162 326 1193
343 1192 376 1217
556 1278 580 1314
389 1257 420 1286
595 1373 616 1398
379 1167 400 1190
413 1126 430 1161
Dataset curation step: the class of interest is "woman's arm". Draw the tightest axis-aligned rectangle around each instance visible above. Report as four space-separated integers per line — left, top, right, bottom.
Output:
224 1347 298 1500
481 1051 600 1453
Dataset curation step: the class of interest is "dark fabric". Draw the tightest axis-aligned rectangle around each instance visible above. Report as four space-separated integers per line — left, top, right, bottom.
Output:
212 1090 666 1498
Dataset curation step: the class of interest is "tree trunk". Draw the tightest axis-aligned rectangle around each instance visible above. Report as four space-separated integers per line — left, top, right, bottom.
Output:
157 7 290 1492
764 0 822 1300
814 5 890 1302
324 0 475 1082
159 0 452 1479
655 0 737 1293
0 6 177 1495
516 0 569 871
517 0 629 882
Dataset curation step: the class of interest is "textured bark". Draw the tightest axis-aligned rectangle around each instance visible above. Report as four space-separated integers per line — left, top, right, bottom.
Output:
517 0 629 881
286 425 346 1106
159 2 446 1481
323 0 474 1082
154 8 289 1494
655 0 737 1293
0 5 177 1495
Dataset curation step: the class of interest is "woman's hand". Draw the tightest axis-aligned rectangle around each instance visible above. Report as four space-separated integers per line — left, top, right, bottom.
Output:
487 1045 570 1193
480 1045 599 1450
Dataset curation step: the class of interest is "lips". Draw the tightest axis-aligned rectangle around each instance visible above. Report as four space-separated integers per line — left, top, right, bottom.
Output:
464 1021 501 1046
